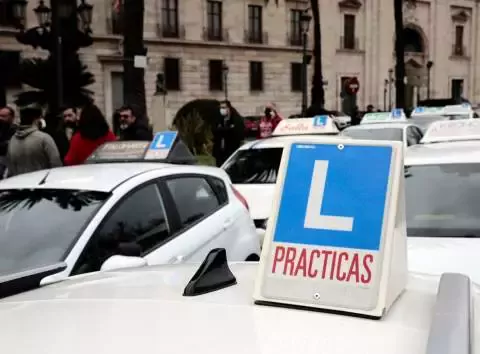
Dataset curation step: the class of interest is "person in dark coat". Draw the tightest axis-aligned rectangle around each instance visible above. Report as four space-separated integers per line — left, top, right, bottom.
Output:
0 106 17 178
118 105 153 141
212 100 244 167
53 106 79 161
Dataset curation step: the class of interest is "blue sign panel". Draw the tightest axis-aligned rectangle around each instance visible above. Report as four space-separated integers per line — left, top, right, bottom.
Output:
391 108 402 118
273 143 392 251
313 115 328 126
149 131 177 151
413 107 425 113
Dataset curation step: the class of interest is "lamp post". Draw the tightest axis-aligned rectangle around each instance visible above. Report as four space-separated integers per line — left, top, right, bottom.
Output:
426 60 433 99
12 0 93 115
300 10 311 116
388 68 394 110
383 79 388 111
222 63 229 101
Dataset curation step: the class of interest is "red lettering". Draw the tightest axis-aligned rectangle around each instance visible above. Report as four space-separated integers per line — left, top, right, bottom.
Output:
346 254 360 283
271 246 285 274
361 254 374 284
321 250 332 279
284 247 297 275
294 249 307 276
308 250 321 278
336 252 348 281
329 251 338 280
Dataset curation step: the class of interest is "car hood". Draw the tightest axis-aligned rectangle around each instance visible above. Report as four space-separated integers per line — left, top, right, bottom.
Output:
0 263 458 354
234 184 276 220
408 237 480 283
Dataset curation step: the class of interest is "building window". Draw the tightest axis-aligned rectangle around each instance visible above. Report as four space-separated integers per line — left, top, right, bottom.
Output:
454 25 464 56
289 10 302 46
247 5 263 44
209 60 224 91
0 51 21 88
206 0 222 40
290 63 302 92
249 61 263 91
343 14 356 49
0 0 19 27
161 0 179 38
164 57 181 91
451 79 464 99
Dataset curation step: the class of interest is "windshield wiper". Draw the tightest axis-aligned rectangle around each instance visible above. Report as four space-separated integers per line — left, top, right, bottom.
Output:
0 262 67 299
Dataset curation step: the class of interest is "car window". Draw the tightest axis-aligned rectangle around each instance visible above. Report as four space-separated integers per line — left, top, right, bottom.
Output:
208 177 229 205
406 127 420 146
86 184 170 270
223 148 283 184
406 163 480 237
166 177 220 228
0 189 109 275
341 128 404 142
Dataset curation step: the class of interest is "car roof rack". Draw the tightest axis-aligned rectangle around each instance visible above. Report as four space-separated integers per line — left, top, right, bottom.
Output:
85 131 197 165
0 262 67 299
425 273 472 354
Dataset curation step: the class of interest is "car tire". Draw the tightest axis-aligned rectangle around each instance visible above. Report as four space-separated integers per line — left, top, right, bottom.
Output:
245 254 260 262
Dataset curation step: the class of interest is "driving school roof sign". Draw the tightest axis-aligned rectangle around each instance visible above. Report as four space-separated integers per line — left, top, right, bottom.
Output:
411 106 445 116
361 109 407 124
421 119 480 143
253 137 407 318
272 116 339 136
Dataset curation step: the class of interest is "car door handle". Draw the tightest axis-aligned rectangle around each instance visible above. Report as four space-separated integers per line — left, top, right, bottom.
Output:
223 218 233 229
169 255 185 264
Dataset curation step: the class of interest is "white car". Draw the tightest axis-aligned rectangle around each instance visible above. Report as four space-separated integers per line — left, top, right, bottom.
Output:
222 116 343 239
0 258 476 354
406 119 480 283
410 104 476 131
0 139 260 281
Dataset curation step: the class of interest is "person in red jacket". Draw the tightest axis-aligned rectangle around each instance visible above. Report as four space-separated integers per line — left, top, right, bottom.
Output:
64 104 116 165
257 102 283 139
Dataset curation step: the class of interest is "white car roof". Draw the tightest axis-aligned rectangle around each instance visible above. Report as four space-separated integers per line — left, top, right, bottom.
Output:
344 122 412 130
0 163 227 193
405 140 480 165
238 135 344 150
0 263 456 354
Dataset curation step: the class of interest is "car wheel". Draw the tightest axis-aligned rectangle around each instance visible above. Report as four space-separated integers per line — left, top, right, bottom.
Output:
245 254 260 262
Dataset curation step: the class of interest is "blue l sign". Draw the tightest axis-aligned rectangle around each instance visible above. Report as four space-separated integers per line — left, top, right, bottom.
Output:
273 143 392 251
149 131 177 150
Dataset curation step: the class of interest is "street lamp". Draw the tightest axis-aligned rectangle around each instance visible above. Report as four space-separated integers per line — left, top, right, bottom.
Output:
222 63 229 101
33 0 51 27
426 60 433 99
388 68 394 110
77 0 93 32
300 10 311 116
384 79 388 111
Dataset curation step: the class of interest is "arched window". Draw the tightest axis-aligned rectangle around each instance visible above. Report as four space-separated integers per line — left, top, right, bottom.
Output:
403 27 424 53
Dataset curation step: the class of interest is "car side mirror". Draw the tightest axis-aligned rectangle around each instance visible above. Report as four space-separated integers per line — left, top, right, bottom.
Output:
100 255 147 272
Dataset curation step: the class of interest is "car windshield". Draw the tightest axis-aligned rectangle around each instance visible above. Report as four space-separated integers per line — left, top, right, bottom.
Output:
411 116 448 130
406 163 480 237
223 148 283 184
0 189 109 275
342 127 404 141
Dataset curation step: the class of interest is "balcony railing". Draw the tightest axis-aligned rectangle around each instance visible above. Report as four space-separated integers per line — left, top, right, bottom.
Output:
339 36 359 50
287 32 303 46
157 24 186 39
452 44 466 56
202 27 229 42
244 30 268 44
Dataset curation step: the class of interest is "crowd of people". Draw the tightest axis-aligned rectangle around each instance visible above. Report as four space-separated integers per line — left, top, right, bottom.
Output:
0 103 153 179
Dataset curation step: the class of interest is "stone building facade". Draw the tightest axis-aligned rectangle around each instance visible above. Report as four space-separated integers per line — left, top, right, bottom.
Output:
0 0 479 127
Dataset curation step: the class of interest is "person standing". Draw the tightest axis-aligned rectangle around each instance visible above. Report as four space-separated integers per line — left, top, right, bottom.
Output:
64 104 116 166
53 106 79 161
118 105 153 141
0 106 17 178
257 103 282 139
212 100 244 167
6 105 61 177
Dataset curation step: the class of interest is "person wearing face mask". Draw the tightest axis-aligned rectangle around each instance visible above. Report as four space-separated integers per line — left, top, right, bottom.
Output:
118 105 153 141
0 106 17 178
257 103 283 139
212 100 244 167
6 104 61 177
53 106 79 161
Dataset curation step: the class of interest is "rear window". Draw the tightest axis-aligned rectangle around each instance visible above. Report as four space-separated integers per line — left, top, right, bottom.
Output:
342 127 404 142
223 148 283 184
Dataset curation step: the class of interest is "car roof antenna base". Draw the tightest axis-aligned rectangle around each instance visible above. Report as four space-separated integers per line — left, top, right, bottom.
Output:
183 248 237 296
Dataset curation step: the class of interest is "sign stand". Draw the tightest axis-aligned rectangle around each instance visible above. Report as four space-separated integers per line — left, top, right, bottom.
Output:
253 137 407 319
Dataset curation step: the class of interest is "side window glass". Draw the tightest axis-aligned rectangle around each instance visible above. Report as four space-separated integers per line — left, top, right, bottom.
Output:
406 128 416 146
208 177 228 205
94 184 169 263
166 177 220 228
